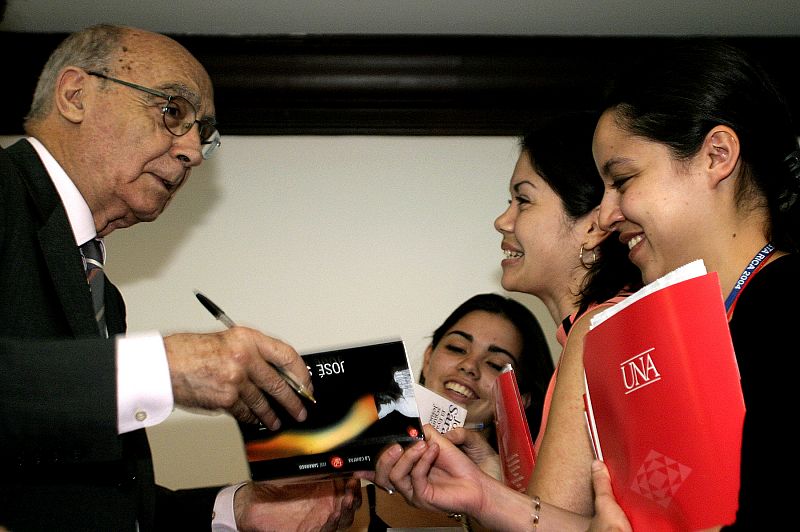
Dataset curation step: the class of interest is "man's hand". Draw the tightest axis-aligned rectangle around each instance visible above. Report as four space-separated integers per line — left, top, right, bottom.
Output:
164 327 312 429
234 478 361 532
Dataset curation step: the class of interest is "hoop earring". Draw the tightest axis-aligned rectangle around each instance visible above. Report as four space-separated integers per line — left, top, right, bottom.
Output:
579 244 597 269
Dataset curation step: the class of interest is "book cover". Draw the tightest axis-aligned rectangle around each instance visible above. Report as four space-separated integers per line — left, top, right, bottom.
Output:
413 383 468 433
583 263 745 531
493 364 535 492
238 339 425 481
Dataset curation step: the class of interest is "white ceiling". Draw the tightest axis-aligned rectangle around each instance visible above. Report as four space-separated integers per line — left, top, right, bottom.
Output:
2 0 799 36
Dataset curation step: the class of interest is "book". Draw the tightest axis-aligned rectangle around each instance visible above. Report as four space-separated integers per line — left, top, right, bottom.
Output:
583 261 745 531
413 383 469 433
493 364 535 492
238 339 425 481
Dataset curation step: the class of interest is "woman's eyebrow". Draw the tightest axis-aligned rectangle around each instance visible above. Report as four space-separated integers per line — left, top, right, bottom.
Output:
512 180 534 193
488 345 515 359
601 156 633 177
447 331 516 359
445 331 517 361
445 330 473 342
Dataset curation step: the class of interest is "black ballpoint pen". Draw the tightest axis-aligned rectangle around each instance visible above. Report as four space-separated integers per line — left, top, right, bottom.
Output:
194 290 316 404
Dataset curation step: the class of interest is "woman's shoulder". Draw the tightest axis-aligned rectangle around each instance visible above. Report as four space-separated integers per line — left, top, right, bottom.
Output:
571 291 630 330
558 291 632 349
566 297 621 341
735 253 800 314
748 252 800 288
767 252 800 269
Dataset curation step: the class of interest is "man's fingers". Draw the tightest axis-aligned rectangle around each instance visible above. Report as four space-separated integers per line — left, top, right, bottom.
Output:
248 335 311 422
239 380 282 429
338 478 362 528
247 358 307 424
227 398 258 425
165 329 313 426
253 333 314 396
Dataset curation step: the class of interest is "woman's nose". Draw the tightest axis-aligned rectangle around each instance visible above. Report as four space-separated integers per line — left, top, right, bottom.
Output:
458 356 480 378
598 191 624 231
494 205 513 234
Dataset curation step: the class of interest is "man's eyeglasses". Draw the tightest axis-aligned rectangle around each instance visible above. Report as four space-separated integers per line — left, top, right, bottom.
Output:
87 70 221 160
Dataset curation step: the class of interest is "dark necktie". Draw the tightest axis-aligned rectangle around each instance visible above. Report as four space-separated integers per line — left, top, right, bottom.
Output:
80 238 108 338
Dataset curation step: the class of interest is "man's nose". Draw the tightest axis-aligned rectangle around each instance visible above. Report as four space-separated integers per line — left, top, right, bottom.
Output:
172 124 204 167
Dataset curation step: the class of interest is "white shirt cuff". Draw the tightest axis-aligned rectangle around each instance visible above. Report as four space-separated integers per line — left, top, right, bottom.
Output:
212 482 247 531
116 332 174 434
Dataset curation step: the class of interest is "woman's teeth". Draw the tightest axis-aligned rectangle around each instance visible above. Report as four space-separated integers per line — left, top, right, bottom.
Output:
503 250 523 259
628 234 644 250
445 381 476 399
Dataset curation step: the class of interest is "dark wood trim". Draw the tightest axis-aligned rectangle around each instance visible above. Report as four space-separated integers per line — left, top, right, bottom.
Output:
2 32 799 136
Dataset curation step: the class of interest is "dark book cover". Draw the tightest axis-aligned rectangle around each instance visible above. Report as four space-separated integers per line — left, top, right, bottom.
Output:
239 339 424 481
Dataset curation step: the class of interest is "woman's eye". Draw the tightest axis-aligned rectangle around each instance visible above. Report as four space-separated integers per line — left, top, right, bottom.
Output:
445 345 466 355
611 176 632 190
488 358 514 371
489 359 517 372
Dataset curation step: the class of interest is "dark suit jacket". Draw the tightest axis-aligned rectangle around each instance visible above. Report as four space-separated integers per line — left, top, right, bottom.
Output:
0 139 219 531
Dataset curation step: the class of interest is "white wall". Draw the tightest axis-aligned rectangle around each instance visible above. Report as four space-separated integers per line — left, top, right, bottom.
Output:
2 134 559 489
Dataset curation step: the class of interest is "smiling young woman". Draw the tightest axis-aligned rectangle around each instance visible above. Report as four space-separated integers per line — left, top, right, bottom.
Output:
358 292 552 531
592 39 800 530
364 112 643 531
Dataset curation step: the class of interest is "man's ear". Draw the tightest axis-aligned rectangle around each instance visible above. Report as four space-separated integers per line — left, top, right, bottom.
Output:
703 126 741 187
54 67 89 124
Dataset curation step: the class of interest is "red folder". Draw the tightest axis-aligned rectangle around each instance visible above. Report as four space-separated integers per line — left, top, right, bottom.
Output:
583 271 744 531
493 364 535 492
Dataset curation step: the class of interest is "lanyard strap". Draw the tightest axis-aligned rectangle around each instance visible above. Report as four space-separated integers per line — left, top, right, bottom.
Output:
725 242 775 317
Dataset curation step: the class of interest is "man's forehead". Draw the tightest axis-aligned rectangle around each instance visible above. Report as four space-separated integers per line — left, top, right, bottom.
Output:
114 32 215 114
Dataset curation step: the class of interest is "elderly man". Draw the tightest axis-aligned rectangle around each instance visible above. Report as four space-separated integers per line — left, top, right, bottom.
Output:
0 24 358 531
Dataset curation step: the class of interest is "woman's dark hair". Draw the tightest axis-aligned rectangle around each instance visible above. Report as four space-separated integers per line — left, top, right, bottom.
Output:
419 293 554 444
602 39 800 252
522 112 642 308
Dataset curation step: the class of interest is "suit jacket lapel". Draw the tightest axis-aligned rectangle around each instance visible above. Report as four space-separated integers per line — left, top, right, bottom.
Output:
9 140 101 337
39 217 101 337
105 280 127 335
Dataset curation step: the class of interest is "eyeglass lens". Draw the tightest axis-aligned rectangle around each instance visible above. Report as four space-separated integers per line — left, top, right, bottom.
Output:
201 130 221 160
162 96 220 159
162 97 215 141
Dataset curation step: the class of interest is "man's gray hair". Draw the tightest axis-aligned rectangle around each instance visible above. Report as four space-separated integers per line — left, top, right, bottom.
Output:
25 24 126 127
